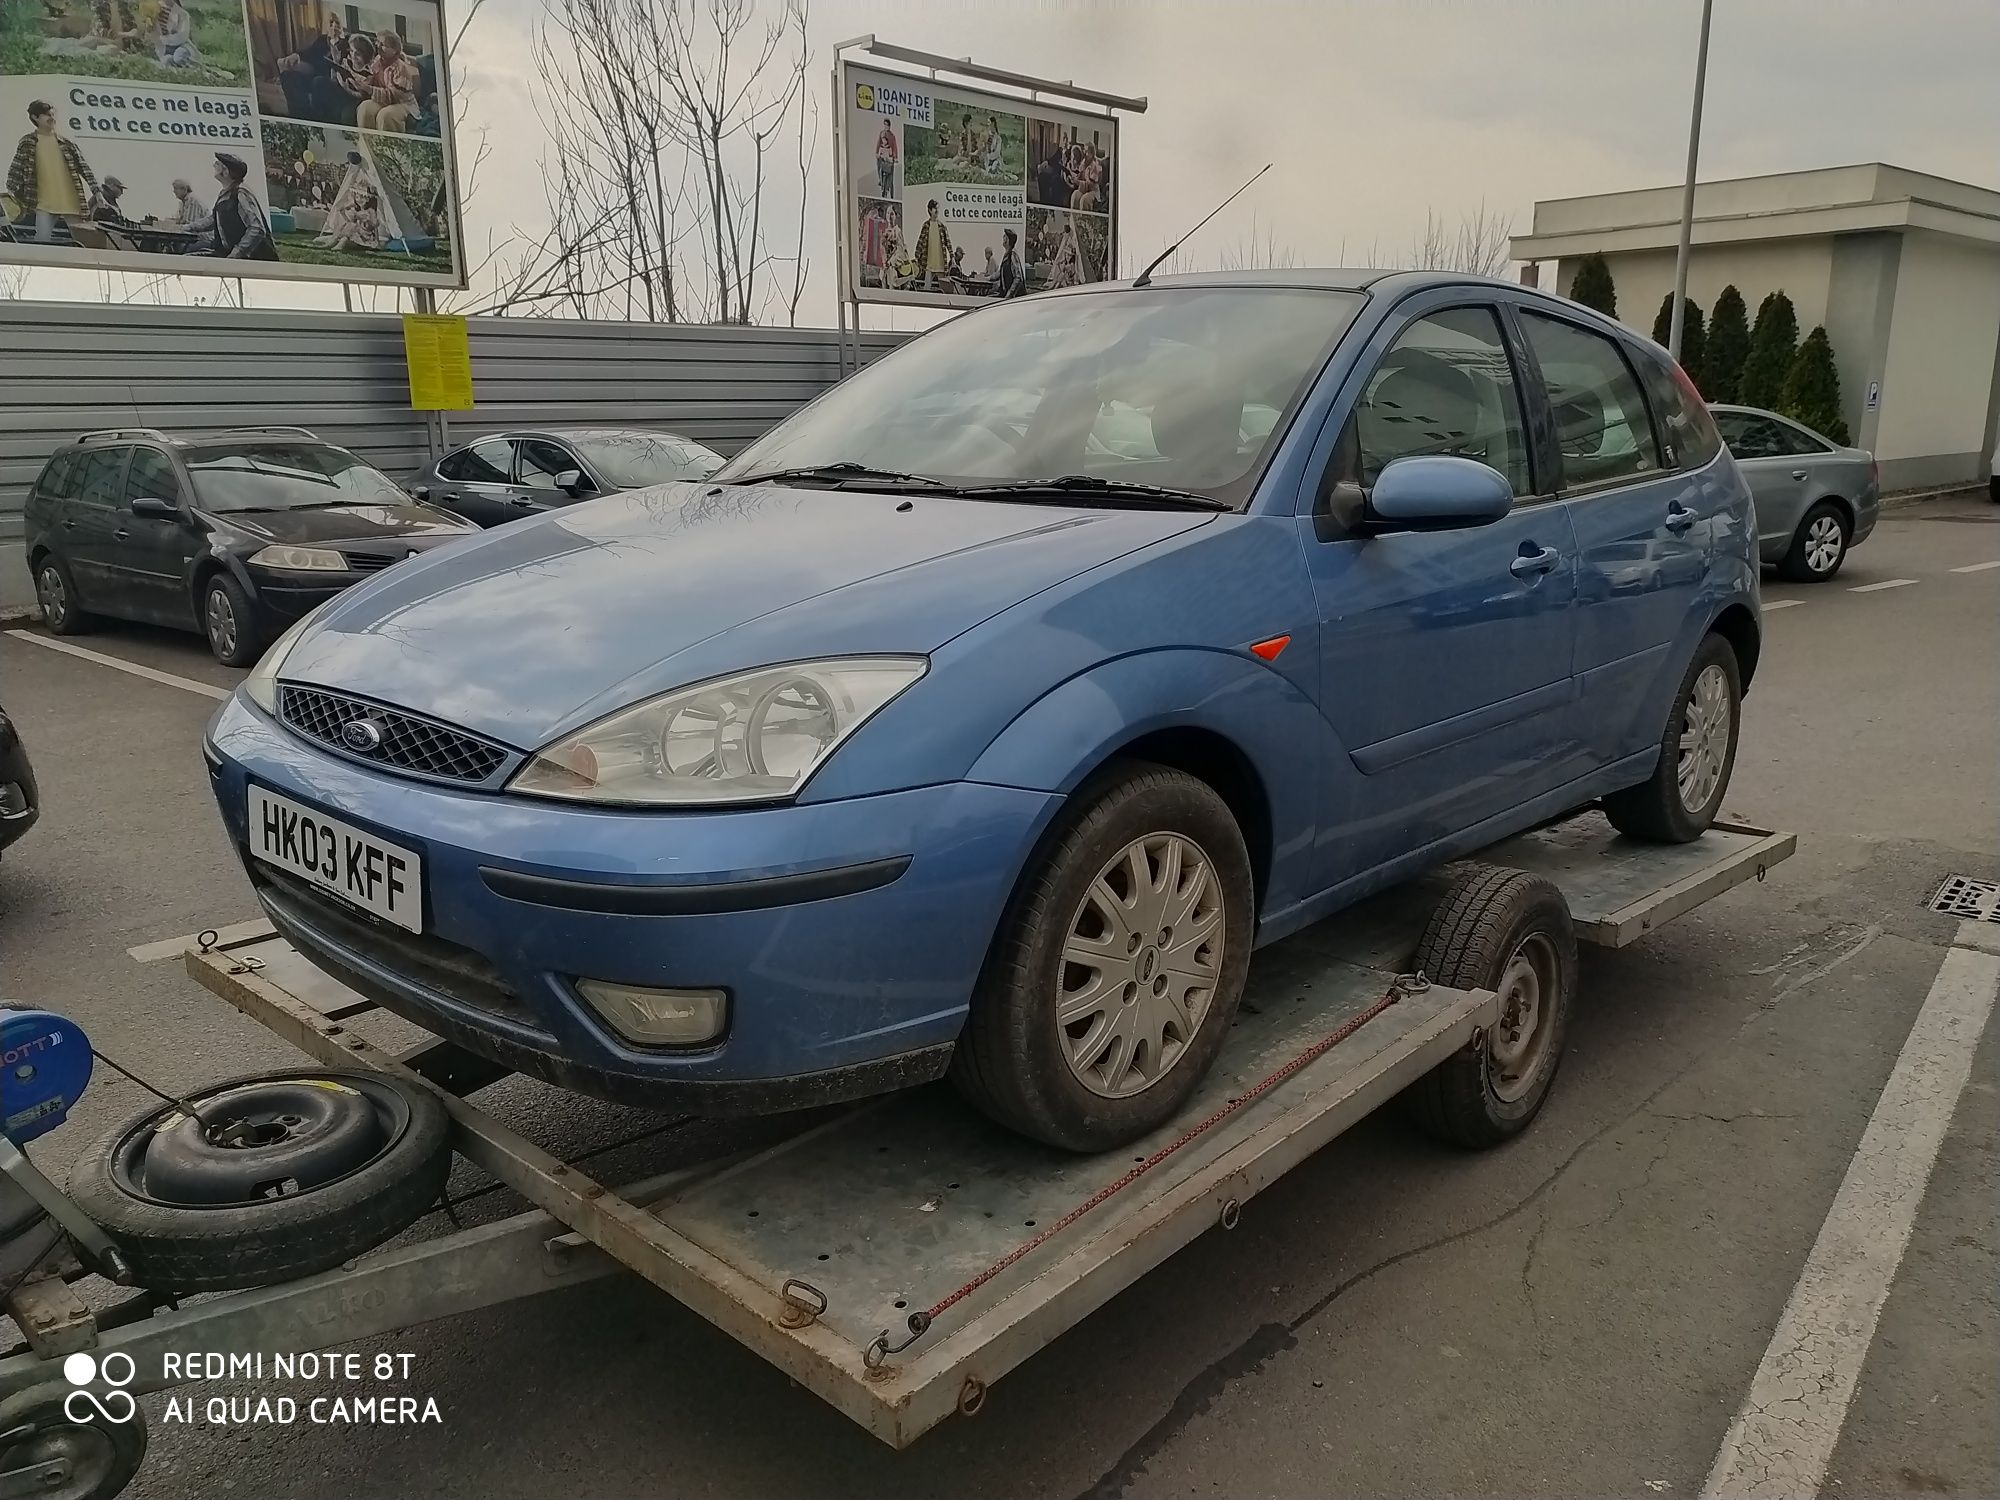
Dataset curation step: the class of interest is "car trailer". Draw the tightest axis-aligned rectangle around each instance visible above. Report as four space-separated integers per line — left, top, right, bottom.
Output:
0 814 1793 1492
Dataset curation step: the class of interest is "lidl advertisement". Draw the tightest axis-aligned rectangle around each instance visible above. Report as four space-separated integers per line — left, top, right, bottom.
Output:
0 0 462 287
842 60 1118 307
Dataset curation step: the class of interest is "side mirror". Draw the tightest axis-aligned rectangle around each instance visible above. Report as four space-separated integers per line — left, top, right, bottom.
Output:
1366 455 1513 532
129 496 178 520
554 469 592 497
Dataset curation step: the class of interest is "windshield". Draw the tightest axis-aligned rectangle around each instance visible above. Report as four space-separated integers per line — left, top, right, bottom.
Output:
187 444 412 514
718 287 1364 507
571 433 724 489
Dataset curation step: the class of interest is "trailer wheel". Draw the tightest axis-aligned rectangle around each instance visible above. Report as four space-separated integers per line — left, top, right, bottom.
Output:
1403 866 1577 1148
67 1071 450 1293
0 1385 147 1500
951 761 1254 1152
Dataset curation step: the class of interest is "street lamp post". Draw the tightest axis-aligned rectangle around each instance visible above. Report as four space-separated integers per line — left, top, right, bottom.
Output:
1667 0 1715 364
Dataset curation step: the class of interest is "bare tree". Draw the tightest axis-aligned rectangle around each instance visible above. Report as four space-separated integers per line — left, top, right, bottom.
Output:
1159 212 1297 275
521 0 811 323
1405 202 1513 278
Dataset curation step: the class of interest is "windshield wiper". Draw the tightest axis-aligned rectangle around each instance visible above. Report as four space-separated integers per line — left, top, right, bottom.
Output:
731 462 954 490
954 476 1234 511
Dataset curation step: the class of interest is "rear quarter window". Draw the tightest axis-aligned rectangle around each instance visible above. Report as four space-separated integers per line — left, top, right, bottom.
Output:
32 452 80 504
1637 352 1724 470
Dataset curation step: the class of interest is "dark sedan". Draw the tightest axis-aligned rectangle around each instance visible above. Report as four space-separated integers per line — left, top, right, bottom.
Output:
0 702 38 857
24 429 478 666
407 427 725 527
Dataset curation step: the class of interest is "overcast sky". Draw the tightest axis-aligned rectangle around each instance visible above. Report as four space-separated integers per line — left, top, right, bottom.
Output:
17 0 1999 321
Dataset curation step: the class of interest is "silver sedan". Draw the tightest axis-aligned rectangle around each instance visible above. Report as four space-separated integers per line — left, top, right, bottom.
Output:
1711 404 1879 581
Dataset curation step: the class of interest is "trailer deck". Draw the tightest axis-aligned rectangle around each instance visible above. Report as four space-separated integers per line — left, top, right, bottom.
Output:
0 814 1793 1454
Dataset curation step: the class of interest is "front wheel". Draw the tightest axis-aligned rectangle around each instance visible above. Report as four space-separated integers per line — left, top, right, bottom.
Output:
1602 633 1741 843
201 574 266 667
950 762 1254 1152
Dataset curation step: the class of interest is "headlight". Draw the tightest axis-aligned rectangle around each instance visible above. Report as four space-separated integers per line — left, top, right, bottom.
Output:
242 601 333 714
251 544 347 571
508 657 927 806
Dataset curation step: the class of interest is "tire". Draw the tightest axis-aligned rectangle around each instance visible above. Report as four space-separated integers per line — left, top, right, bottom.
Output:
0 1386 147 1500
32 554 94 636
1778 500 1850 582
1402 865 1577 1148
68 1071 451 1293
950 762 1255 1152
1989 475 1999 505
201 573 267 667
1602 633 1741 843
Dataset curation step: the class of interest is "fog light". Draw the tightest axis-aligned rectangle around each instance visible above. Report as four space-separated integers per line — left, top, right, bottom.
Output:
574 980 727 1047
0 783 26 818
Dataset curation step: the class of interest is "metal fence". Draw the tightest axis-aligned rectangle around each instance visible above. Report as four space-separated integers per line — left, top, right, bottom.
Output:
0 301 905 533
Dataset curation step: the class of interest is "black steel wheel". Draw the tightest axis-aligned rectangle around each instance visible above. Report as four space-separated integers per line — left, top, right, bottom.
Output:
68 1071 451 1292
0 1385 147 1500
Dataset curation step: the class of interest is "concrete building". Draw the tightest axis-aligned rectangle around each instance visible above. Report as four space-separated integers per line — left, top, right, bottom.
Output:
1511 164 2000 490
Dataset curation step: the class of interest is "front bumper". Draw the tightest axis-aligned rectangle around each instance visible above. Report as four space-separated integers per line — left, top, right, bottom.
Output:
206 693 1059 1111
0 715 38 853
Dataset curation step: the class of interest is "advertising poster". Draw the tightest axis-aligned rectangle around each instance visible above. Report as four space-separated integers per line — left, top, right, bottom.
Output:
0 0 463 287
842 61 1117 308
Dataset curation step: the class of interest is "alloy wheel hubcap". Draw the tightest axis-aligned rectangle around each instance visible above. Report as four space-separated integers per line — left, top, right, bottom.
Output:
1058 832 1226 1099
36 566 65 627
1677 663 1731 812
206 589 237 656
1488 933 1559 1102
1805 515 1843 573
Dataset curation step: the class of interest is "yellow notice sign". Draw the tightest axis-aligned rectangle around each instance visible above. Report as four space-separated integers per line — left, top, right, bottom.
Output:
402 314 475 411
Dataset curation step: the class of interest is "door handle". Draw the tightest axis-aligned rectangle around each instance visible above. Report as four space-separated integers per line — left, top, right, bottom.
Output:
113 528 130 540
61 518 77 529
1791 469 1808 480
1664 503 1697 534
507 496 536 508
1510 545 1561 579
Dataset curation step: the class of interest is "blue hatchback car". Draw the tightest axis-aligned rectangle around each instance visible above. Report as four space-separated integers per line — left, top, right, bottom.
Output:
206 271 1760 1151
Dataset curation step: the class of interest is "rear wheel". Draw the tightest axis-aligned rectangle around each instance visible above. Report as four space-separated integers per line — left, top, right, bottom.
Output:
1602 633 1741 843
950 763 1254 1152
201 574 266 667
33 555 94 636
1778 501 1850 581
1403 865 1577 1148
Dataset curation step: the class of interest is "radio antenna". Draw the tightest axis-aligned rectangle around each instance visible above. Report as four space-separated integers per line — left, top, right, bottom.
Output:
1130 163 1273 288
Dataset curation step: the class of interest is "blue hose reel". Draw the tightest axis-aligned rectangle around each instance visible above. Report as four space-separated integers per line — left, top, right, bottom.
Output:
0 1006 94 1146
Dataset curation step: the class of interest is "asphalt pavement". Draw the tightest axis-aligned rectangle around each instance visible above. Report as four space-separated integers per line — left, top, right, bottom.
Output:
0 494 1993 1500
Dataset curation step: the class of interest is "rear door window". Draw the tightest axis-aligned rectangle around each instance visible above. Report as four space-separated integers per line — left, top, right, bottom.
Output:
1714 411 1823 459
439 440 512 483
1518 313 1664 491
71 447 131 509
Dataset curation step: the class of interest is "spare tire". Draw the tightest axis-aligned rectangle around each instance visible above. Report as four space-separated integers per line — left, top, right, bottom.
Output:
68 1071 450 1293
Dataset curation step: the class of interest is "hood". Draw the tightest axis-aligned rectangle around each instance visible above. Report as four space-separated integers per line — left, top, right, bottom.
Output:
283 483 1211 749
209 502 473 546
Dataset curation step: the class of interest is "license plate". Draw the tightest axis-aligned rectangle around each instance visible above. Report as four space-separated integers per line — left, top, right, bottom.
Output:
249 787 424 933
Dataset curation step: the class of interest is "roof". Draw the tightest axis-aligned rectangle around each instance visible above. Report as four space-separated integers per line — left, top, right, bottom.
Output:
1045 268 1524 295
1511 163 2000 261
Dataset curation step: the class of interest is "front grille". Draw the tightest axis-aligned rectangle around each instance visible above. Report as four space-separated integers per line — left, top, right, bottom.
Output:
341 552 395 573
252 863 543 1030
280 686 507 784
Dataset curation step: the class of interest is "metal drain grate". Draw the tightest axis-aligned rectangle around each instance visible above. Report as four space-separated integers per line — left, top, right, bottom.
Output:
1927 875 2000 923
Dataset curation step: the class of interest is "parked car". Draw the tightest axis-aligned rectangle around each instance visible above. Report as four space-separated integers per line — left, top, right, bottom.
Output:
1988 432 1998 504
409 428 726 527
1709 404 1879 581
0 701 38 857
204 271 1760 1153
23 428 478 666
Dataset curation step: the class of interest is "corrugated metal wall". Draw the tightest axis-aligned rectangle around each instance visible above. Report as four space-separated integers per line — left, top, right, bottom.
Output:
0 301 905 533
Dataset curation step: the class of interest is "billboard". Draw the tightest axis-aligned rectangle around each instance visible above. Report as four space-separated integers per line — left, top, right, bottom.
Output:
0 0 463 288
839 61 1118 309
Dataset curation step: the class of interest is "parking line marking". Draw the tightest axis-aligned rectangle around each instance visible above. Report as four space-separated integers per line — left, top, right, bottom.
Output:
1847 578 1919 593
1948 560 2000 574
1701 941 2000 1499
1761 599 1804 611
4 630 230 700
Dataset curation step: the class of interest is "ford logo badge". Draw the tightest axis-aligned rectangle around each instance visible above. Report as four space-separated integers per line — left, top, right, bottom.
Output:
342 719 385 753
